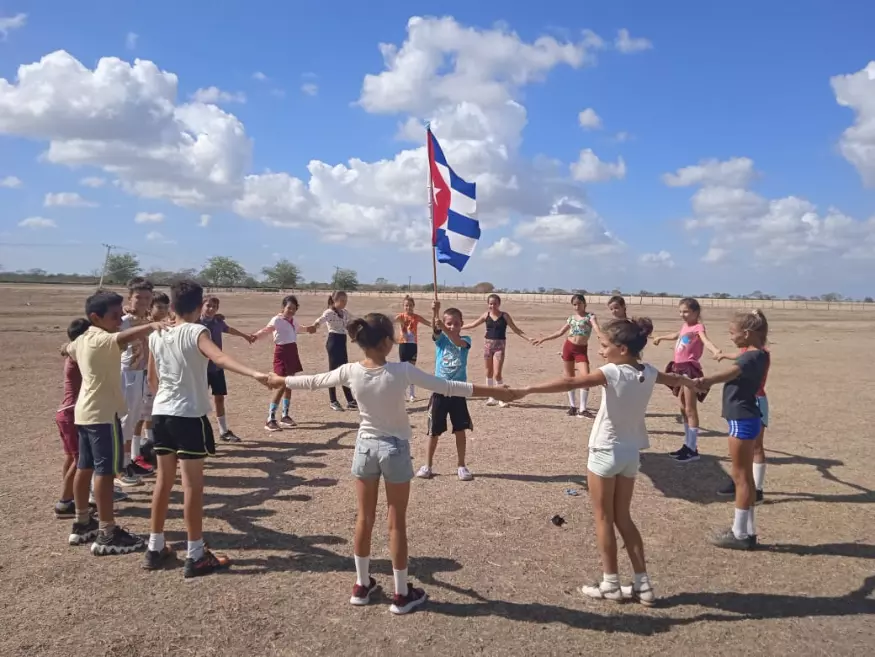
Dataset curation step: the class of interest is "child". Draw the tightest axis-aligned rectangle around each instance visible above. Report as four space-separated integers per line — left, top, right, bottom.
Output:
254 295 303 431
118 277 155 484
516 317 700 604
607 295 627 320
651 297 721 462
266 313 511 613
463 293 533 407
65 290 167 554
137 292 170 465
395 295 433 401
698 310 770 550
143 280 269 577
416 301 476 481
54 318 92 519
305 291 357 412
533 294 602 417
200 295 255 441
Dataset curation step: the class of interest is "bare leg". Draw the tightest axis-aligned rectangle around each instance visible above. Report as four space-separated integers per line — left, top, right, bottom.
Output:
613 475 646 574
494 350 506 381
61 454 76 500
214 394 226 418
425 436 438 469
93 473 115 523
73 467 93 513
730 437 756 512
385 480 411 570
150 453 177 535
353 478 380 557
454 431 467 468
179 458 205 542
587 469 618 575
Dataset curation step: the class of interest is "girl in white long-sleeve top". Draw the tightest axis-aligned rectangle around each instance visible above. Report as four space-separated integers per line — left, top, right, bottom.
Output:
268 312 514 615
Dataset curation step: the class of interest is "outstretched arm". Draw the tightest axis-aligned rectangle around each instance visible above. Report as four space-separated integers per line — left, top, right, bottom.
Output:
700 364 742 389
656 371 700 390
461 313 487 331
533 322 570 345
699 328 722 357
504 313 532 342
197 332 268 383
116 321 166 348
414 313 434 329
278 367 349 391
652 331 679 346
226 324 255 344
522 370 608 394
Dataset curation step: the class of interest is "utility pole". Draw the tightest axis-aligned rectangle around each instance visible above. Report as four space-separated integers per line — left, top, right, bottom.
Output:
97 243 113 289
408 275 412 292
332 265 340 290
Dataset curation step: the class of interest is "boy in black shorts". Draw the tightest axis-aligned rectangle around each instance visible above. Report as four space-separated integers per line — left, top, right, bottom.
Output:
415 301 475 482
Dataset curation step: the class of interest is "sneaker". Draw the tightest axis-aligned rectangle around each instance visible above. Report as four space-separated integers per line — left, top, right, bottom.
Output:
329 402 344 412
114 469 143 487
140 440 157 467
415 465 433 479
264 420 282 432
183 549 231 579
457 466 474 481
566 407 577 417
498 400 510 408
755 489 764 506
113 487 129 502
621 582 656 607
485 397 498 406
91 525 145 556
220 430 242 443
578 409 595 418
132 457 155 476
279 415 297 429
389 587 427 615
349 577 379 606
54 500 76 519
407 395 416 403
579 581 624 603
711 528 757 551
68 517 99 545
347 400 358 411
717 480 736 497
142 545 176 570
674 448 700 463
669 444 688 458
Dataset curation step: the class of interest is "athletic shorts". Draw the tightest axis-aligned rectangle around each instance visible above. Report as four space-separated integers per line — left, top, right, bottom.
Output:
77 416 124 475
399 343 418 363
56 409 78 455
273 343 303 377
587 447 641 478
351 435 414 484
756 395 769 427
152 415 216 459
561 340 589 363
140 391 154 421
484 338 506 359
727 417 762 440
207 369 228 396
427 393 472 436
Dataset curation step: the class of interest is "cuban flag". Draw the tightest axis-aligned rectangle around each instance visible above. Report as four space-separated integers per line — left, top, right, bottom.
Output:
428 128 479 272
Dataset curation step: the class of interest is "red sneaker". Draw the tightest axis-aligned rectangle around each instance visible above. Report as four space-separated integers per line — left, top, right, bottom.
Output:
131 457 155 476
349 577 379 606
389 587 427 615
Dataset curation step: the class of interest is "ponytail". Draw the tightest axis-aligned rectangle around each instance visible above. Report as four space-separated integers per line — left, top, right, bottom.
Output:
348 313 395 349
327 294 335 309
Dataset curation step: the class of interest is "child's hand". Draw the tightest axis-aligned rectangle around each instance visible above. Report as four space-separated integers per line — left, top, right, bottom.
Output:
532 337 543 346
490 386 520 403
253 371 270 386
431 300 441 314
246 334 257 344
150 320 172 333
267 373 287 389
652 337 661 346
693 377 710 392
306 325 317 334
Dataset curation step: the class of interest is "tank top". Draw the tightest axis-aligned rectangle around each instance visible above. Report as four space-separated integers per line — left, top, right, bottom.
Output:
396 313 420 344
568 313 593 338
485 313 508 340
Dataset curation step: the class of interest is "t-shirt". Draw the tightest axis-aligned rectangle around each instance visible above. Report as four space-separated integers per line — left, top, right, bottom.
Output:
266 315 298 345
149 323 211 418
199 316 229 373
58 356 82 414
120 313 150 370
396 313 421 344
66 326 126 425
722 349 770 420
284 362 473 441
741 346 769 396
433 331 471 382
674 323 705 364
316 308 350 334
589 363 657 452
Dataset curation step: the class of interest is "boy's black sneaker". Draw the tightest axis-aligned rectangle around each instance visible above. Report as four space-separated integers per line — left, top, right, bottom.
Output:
674 446 700 463
68 517 99 545
55 500 76 519
329 402 344 412
566 407 577 417
670 444 688 458
389 587 427 615
220 430 242 443
90 525 145 556
347 400 359 411
183 549 231 579
711 528 757 551
142 546 176 570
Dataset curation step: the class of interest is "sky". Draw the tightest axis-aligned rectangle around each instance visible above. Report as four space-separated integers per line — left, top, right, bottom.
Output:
1 1 874 297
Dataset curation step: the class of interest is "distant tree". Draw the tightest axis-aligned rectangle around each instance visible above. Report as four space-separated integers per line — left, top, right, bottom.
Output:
473 282 495 294
261 259 302 289
333 268 359 291
241 275 260 288
375 277 389 288
865 297 874 303
821 292 843 302
200 256 247 288
788 294 806 301
712 292 732 299
611 288 622 295
104 253 141 284
656 291 670 297
638 290 652 297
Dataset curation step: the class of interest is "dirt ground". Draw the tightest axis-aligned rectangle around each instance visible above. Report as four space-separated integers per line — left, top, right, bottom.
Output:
1 285 873 657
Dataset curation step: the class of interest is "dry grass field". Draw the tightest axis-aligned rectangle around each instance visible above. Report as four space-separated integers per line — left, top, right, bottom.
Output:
1 285 873 657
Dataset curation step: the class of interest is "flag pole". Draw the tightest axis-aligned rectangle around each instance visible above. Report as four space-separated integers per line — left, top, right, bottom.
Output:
427 125 439 302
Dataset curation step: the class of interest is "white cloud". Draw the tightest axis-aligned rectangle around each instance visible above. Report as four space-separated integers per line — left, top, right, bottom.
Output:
198 213 210 227
831 61 875 186
578 108 602 130
252 71 268 82
135 212 164 223
702 246 728 264
483 237 522 259
581 29 606 51
1 175 22 188
570 149 626 182
614 28 652 54
19 216 56 229
191 86 246 104
80 176 106 188
639 250 675 268
301 83 318 96
44 192 98 207
662 157 756 188
0 13 26 39
125 32 138 50
515 197 625 255
614 131 631 143
146 230 175 243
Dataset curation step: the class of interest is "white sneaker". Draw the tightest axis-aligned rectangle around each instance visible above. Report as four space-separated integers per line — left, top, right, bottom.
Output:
415 465 433 479
621 582 656 607
579 581 623 602
457 466 473 481
486 397 497 406
407 395 416 403
498 400 509 408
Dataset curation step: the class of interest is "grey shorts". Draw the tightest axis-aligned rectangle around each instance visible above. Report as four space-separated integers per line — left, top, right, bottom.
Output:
587 447 641 479
351 435 414 484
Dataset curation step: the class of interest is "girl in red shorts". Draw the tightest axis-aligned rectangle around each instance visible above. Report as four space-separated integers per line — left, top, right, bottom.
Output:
533 294 602 417
254 295 304 432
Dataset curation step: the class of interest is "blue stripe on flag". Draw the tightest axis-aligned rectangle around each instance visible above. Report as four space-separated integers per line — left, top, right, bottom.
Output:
449 171 476 200
446 210 481 240
434 229 471 272
430 132 448 167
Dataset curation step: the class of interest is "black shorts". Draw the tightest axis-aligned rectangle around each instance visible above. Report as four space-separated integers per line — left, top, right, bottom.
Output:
207 369 227 396
399 343 418 363
152 415 215 459
77 416 124 475
427 393 472 436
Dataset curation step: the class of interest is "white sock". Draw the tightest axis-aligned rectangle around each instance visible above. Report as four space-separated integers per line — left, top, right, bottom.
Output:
187 538 205 561
633 572 649 589
148 532 165 552
686 427 699 452
579 390 589 412
486 378 494 388
732 508 750 539
495 379 504 387
354 555 370 587
746 506 756 536
145 428 154 442
407 384 415 398
602 573 620 588
683 422 689 439
131 436 141 460
393 568 409 596
753 463 766 490
217 415 229 434
568 390 577 407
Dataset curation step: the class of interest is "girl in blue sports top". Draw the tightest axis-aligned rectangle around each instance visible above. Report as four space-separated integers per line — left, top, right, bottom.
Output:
533 294 602 417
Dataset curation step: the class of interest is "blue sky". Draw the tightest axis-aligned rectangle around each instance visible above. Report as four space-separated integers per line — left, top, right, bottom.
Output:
1 1 874 297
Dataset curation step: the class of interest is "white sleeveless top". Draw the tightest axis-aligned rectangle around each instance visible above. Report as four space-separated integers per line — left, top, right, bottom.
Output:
149 323 211 417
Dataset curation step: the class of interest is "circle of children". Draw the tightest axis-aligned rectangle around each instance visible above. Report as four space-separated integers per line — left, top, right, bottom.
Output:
57 277 770 614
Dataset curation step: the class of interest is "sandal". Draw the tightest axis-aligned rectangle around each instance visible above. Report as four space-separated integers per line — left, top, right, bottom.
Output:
621 583 656 607
579 582 624 602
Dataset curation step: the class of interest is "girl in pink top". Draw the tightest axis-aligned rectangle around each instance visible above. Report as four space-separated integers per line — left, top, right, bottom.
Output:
253 295 304 432
651 298 720 462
